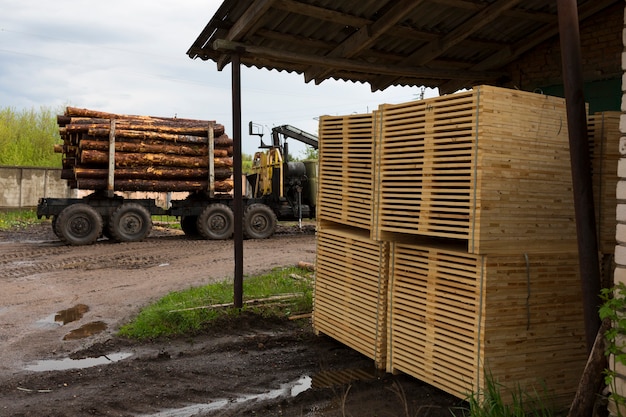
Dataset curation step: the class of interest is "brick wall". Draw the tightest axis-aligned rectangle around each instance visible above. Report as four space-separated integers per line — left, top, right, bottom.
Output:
505 2 622 91
611 4 626 416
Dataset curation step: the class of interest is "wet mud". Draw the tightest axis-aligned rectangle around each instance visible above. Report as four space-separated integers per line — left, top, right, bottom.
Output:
0 223 462 416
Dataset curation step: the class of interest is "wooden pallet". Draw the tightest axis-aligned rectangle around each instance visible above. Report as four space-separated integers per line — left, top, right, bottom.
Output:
312 224 389 368
386 242 587 407
317 113 374 231
372 85 577 254
588 111 619 254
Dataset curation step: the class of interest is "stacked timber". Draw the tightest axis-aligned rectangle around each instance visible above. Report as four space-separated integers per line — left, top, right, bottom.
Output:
55 106 234 193
372 85 576 254
387 242 586 405
588 111 619 254
313 223 389 368
312 85 603 409
317 113 374 230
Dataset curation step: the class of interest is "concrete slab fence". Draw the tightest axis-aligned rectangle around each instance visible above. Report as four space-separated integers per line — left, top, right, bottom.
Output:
0 166 71 209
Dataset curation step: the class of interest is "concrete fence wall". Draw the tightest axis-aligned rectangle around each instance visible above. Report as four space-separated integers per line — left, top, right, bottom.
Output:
0 166 71 209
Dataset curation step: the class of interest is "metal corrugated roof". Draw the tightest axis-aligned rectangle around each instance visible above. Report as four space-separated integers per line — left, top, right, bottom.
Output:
187 0 619 93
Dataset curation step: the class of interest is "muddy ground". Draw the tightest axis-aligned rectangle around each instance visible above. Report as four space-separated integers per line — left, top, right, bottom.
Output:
0 221 463 416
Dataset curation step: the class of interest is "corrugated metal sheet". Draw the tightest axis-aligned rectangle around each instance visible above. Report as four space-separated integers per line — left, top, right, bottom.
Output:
187 0 619 93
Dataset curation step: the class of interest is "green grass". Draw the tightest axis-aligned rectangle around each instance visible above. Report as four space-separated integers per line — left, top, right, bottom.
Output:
0 209 44 230
118 266 314 339
451 370 561 417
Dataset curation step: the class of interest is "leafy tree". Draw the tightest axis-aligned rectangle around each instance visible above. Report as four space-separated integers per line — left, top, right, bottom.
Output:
0 106 62 167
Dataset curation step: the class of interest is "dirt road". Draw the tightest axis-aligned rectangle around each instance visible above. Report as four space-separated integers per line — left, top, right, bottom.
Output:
0 223 461 416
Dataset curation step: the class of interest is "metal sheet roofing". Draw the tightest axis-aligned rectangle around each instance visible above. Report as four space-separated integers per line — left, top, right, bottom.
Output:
187 0 619 94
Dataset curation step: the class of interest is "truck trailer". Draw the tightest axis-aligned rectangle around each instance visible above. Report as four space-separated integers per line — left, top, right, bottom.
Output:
37 108 318 246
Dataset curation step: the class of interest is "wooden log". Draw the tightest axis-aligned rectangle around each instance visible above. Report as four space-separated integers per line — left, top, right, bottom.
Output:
78 139 209 157
78 149 233 169
73 178 234 192
72 166 232 181
566 318 610 417
62 107 226 136
65 125 212 140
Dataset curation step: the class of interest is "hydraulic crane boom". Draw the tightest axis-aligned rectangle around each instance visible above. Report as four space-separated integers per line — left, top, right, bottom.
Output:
271 124 318 150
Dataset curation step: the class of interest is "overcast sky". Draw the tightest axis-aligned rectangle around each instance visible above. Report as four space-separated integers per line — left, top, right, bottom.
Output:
0 0 437 156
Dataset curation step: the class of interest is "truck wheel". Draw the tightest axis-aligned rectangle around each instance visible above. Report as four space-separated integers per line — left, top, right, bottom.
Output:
180 215 199 237
108 203 152 243
243 204 277 239
197 203 234 240
51 215 60 237
54 204 103 246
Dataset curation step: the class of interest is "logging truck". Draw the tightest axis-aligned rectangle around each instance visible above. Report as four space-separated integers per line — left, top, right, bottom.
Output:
36 108 318 246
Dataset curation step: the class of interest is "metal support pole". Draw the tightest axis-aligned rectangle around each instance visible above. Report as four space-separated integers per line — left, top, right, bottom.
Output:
556 0 601 352
232 54 244 309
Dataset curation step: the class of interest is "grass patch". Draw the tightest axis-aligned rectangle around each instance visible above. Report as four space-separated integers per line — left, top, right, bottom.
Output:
451 370 561 417
152 215 182 230
118 266 314 339
0 208 44 230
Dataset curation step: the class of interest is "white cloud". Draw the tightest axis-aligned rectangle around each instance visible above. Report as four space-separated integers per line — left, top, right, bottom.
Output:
0 0 436 156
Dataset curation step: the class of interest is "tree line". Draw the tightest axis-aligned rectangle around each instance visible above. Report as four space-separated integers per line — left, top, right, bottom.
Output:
0 106 62 167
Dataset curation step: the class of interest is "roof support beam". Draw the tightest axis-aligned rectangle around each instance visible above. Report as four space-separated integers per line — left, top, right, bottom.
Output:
213 39 505 81
304 0 426 83
217 0 276 70
556 0 601 358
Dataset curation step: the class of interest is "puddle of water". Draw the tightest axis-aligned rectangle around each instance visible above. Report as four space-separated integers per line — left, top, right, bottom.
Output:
24 352 132 372
140 375 312 417
63 321 107 340
36 304 90 328
56 304 89 325
35 313 63 328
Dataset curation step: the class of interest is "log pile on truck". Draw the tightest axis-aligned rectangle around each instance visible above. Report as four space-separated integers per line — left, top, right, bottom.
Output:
56 107 234 193
37 107 319 246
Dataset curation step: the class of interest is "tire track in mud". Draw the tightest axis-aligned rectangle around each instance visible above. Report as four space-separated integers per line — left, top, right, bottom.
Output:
0 226 315 281
0 236 208 280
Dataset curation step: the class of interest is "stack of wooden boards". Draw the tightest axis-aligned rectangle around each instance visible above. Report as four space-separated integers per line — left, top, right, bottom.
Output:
313 85 618 408
55 107 234 193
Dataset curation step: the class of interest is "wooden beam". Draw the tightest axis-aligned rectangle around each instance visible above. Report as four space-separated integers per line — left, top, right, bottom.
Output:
272 0 369 27
217 0 276 70
213 38 505 81
304 0 426 83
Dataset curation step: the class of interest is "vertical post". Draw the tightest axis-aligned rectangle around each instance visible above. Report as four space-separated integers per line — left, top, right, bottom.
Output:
108 119 116 197
232 53 244 309
208 123 215 198
556 0 601 352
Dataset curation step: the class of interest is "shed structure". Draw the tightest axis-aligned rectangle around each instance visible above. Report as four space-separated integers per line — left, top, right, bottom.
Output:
188 0 623 413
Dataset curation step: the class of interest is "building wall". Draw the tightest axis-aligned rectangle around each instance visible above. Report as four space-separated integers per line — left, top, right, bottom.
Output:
0 166 71 209
505 2 623 94
612 4 626 416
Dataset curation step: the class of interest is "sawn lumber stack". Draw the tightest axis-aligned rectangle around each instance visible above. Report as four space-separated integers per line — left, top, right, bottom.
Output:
56 107 234 193
313 86 618 409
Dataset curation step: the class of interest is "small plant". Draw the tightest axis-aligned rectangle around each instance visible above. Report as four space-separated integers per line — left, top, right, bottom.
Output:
451 370 557 417
600 282 626 415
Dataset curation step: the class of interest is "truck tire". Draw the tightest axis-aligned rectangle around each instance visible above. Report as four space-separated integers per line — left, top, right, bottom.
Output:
197 203 234 240
107 203 152 243
243 204 277 239
180 215 199 237
54 204 103 246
